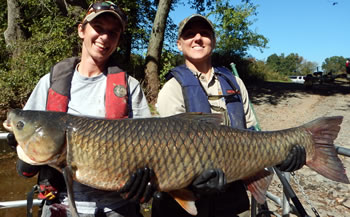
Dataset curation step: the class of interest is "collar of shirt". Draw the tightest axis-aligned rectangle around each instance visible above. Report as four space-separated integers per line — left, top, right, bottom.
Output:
189 67 225 101
190 67 216 87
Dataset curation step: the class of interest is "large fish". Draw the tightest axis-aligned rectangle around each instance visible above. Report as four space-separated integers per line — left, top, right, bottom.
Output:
3 109 349 216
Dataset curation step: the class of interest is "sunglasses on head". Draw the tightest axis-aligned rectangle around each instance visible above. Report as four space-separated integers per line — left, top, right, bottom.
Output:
86 1 127 23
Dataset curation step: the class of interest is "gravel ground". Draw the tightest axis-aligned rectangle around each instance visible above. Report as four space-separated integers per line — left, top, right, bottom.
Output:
248 81 350 217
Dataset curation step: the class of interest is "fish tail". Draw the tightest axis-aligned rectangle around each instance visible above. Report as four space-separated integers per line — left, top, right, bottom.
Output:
304 116 349 184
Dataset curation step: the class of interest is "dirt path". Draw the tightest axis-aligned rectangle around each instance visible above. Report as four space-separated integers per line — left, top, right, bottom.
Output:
249 81 350 217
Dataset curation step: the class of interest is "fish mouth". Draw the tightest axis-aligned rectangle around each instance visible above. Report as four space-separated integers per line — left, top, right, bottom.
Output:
2 119 13 132
16 145 54 165
16 145 39 165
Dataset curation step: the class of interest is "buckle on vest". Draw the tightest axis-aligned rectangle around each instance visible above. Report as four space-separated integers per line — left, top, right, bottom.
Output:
38 184 58 200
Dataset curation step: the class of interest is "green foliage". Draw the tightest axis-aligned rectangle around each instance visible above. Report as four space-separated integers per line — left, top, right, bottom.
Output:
124 53 145 81
0 0 280 111
0 0 82 110
299 61 317 75
211 53 265 83
158 49 182 86
248 53 319 83
211 1 268 56
322 56 347 74
120 0 159 52
266 53 311 76
248 60 289 82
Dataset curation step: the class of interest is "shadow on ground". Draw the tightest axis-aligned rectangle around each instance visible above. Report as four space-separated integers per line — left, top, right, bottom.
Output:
247 80 350 106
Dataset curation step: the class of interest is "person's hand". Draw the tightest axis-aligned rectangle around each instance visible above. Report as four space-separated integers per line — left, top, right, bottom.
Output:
16 159 40 178
276 145 306 172
120 167 156 203
7 133 17 150
190 168 226 195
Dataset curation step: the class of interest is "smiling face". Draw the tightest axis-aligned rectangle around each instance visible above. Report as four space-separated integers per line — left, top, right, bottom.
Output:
78 14 122 66
177 20 215 69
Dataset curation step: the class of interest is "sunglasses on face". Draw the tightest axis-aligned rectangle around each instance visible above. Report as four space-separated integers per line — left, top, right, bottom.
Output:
86 1 127 23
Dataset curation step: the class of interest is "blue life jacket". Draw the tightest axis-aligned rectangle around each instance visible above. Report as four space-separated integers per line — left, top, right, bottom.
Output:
168 64 246 129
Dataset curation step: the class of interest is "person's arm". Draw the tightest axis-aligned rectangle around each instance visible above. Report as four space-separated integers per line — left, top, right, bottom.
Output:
235 77 257 130
128 76 151 118
23 73 51 110
156 78 186 116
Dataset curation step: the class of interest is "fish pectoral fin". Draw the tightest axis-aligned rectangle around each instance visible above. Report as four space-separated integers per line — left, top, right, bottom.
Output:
173 198 197 216
63 166 79 217
168 189 198 216
244 169 273 204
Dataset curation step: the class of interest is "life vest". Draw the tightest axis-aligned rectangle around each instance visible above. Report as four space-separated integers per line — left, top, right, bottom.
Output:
27 57 130 211
168 64 246 129
46 57 129 119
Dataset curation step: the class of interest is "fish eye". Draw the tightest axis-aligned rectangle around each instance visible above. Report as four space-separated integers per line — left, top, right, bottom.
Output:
16 121 24 130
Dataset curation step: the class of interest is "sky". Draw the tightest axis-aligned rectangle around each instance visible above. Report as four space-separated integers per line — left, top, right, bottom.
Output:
170 0 350 68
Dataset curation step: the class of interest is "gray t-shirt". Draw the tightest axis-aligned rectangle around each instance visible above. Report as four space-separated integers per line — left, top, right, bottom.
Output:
24 69 151 118
24 67 151 214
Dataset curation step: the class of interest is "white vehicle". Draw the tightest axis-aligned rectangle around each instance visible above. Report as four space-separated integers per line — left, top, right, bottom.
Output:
289 75 305 84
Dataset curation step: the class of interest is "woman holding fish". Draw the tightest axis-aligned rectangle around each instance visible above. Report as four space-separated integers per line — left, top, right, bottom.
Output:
154 14 307 217
9 1 153 217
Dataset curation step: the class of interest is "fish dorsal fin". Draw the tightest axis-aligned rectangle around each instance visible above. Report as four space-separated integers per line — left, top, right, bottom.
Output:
244 169 273 204
168 189 198 215
172 112 224 126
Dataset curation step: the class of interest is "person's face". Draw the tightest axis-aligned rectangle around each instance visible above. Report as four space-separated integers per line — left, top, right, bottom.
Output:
177 21 215 64
78 14 122 64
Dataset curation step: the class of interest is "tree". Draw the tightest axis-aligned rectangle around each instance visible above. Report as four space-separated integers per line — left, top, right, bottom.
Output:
1 0 85 110
266 53 304 75
212 1 268 57
143 0 266 103
266 53 282 72
284 53 303 74
4 0 25 48
322 56 347 74
144 0 172 103
299 60 317 75
0 0 9 69
1 0 266 110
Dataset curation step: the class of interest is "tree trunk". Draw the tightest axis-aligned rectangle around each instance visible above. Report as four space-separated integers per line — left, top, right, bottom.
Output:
144 0 172 104
4 0 25 48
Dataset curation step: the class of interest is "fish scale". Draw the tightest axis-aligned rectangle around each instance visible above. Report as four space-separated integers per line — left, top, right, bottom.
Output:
68 118 303 189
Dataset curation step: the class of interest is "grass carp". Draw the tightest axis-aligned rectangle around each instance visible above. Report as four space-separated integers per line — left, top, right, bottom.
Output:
3 109 349 216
